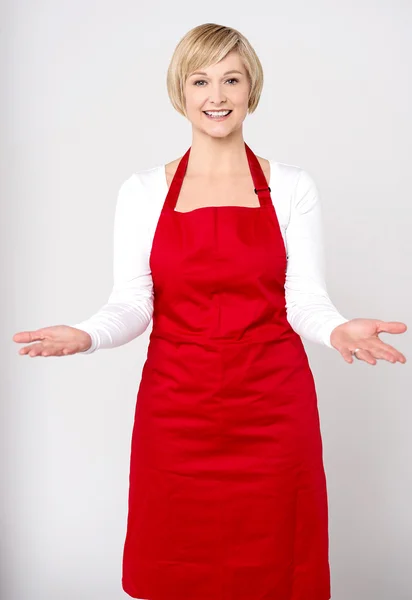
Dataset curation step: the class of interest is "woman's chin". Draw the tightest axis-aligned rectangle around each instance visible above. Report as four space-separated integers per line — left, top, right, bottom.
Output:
196 123 239 139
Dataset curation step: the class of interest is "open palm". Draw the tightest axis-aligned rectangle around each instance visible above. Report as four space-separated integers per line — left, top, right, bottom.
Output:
330 318 407 365
13 325 91 357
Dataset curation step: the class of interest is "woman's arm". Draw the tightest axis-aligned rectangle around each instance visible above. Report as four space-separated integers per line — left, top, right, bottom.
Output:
71 175 154 353
284 169 407 364
284 168 349 348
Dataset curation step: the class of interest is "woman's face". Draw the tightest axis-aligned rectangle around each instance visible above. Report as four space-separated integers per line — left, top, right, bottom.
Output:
183 50 251 138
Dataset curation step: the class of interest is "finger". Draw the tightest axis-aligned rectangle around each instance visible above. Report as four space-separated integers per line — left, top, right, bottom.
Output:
18 342 60 357
376 321 408 335
353 348 377 365
367 339 407 363
33 345 75 357
13 329 47 344
19 343 46 357
340 348 356 364
18 343 41 355
367 346 397 363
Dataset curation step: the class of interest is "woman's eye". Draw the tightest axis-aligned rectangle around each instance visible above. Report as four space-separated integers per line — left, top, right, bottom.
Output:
193 78 239 86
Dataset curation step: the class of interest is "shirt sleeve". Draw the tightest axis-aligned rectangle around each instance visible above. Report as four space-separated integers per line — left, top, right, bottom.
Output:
71 174 154 354
284 168 349 348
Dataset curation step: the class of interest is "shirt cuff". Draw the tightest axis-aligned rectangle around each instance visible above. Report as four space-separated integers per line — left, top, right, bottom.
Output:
71 325 99 354
320 316 350 348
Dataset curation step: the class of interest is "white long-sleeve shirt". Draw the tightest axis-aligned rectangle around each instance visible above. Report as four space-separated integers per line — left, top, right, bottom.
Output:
71 158 349 354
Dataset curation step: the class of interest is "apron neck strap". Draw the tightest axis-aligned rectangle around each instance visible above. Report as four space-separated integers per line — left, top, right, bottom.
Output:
164 142 272 210
164 147 191 210
244 143 272 206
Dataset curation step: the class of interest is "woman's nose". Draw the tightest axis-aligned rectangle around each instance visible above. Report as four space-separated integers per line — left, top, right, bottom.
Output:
208 85 227 104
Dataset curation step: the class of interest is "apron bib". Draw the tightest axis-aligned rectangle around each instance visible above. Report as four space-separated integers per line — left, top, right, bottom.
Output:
122 143 331 600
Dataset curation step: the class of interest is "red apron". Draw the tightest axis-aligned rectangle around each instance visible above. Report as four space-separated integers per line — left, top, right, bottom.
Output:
122 143 331 600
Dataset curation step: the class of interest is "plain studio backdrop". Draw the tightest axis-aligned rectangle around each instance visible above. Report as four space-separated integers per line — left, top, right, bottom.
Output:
1 1 411 599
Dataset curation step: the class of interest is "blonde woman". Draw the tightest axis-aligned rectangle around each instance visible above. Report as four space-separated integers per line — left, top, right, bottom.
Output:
13 23 407 600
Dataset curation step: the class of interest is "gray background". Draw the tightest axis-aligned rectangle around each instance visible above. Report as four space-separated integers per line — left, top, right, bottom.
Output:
2 1 411 599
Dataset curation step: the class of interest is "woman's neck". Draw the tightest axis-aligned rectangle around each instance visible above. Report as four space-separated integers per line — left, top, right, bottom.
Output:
186 129 250 176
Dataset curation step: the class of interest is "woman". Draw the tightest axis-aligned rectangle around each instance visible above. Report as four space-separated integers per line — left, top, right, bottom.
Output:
13 22 407 600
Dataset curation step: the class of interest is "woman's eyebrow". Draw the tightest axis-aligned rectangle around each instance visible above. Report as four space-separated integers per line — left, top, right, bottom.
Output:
189 69 244 77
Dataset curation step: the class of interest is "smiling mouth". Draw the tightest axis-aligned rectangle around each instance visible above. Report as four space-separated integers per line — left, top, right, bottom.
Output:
203 110 233 120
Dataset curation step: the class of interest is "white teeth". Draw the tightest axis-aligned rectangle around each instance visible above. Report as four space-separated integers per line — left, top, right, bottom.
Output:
204 110 231 117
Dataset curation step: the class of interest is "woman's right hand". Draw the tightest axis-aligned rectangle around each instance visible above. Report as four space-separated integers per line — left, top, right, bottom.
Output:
13 325 92 357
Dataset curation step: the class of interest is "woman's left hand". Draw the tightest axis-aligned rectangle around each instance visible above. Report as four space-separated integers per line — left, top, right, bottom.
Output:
330 318 407 365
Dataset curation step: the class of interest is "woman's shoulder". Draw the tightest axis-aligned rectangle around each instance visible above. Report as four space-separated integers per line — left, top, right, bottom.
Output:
119 162 167 200
263 157 306 182
268 159 319 204
255 157 312 206
260 158 318 224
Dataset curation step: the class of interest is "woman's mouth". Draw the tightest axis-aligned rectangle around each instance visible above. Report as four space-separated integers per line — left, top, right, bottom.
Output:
203 110 232 121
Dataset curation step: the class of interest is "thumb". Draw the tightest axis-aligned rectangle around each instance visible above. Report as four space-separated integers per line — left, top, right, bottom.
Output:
13 329 47 343
376 321 408 334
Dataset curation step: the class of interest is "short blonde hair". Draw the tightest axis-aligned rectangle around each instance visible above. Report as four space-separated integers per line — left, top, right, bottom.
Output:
166 23 264 117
